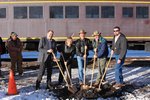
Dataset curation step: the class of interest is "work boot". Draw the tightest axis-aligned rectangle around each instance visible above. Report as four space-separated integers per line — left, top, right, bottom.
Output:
113 83 125 89
46 83 53 90
79 82 83 86
35 81 40 90
19 72 24 77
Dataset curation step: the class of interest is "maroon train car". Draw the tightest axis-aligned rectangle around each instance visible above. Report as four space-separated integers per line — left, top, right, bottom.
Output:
0 0 150 50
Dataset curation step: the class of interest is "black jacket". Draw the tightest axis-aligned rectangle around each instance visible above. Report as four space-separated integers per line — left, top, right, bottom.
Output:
75 38 91 57
111 33 127 60
0 37 3 54
57 44 75 64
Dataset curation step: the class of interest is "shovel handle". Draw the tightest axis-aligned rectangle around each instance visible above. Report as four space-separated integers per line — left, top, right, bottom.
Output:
98 54 112 89
51 52 69 86
61 53 73 86
83 46 87 85
90 53 96 87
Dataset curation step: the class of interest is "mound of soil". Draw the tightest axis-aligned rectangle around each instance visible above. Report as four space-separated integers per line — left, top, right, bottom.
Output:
47 82 135 99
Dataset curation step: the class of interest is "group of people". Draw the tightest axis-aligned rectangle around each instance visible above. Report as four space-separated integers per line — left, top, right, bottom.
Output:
35 26 127 90
0 26 127 90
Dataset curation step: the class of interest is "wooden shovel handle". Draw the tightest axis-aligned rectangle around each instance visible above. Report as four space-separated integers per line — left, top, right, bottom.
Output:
98 54 112 89
51 52 69 86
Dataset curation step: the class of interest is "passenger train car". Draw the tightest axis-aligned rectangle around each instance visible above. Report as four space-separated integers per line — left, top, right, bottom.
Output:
0 0 150 50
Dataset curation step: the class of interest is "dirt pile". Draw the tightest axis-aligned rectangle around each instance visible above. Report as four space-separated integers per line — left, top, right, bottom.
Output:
48 82 135 99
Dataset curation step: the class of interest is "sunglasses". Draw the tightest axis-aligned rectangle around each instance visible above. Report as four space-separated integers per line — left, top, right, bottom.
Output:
113 30 119 32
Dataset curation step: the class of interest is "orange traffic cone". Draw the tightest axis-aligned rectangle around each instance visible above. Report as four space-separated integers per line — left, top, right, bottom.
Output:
7 70 18 95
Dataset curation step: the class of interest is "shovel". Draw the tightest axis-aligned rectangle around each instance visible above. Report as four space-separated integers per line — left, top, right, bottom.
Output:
52 52 76 94
90 51 97 88
97 54 112 92
82 46 89 90
61 53 78 93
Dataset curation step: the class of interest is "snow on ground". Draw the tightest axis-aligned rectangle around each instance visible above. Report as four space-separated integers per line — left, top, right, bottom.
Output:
0 64 150 100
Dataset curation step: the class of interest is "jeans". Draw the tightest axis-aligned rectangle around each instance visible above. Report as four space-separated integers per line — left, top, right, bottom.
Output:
114 54 125 84
77 56 87 83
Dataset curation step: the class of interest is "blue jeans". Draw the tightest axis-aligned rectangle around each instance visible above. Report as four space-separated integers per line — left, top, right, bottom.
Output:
77 56 87 83
114 55 125 84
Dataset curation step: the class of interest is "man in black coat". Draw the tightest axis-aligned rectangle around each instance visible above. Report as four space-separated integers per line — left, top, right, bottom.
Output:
111 26 127 88
0 37 3 77
76 29 91 85
36 30 57 90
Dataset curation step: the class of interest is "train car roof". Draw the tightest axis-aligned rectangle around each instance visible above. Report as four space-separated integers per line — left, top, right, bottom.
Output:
0 0 150 2
0 0 150 4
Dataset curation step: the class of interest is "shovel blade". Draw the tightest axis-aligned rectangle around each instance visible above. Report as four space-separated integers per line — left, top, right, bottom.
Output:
96 87 101 92
81 85 90 90
68 86 78 94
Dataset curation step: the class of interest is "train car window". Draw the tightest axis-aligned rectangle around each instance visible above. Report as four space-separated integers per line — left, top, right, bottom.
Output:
136 7 149 18
101 6 114 18
0 8 6 18
29 6 43 18
122 7 133 18
86 6 99 18
14 7 27 19
50 6 63 18
65 6 79 18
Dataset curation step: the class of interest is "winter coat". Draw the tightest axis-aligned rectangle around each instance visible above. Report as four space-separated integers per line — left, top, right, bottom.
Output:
111 33 127 60
75 38 91 57
57 44 75 65
6 37 23 60
38 37 57 62
93 37 109 58
0 37 3 54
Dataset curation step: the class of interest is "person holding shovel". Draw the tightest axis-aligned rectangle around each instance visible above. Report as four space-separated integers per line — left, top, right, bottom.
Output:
92 31 109 87
57 36 76 85
111 26 127 88
36 30 57 90
75 29 91 86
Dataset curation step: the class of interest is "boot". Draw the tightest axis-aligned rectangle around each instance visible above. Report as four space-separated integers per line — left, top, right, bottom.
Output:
0 70 4 78
35 81 40 90
46 80 53 90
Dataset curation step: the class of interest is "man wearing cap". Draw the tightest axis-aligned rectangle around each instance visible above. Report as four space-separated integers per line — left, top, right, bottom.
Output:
111 26 127 88
6 32 23 76
75 29 91 85
92 31 109 86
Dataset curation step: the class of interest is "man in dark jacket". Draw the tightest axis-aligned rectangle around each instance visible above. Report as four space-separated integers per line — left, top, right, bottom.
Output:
36 30 57 90
0 37 3 77
111 26 127 88
92 31 109 86
76 29 91 85
7 32 23 76
57 36 75 85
